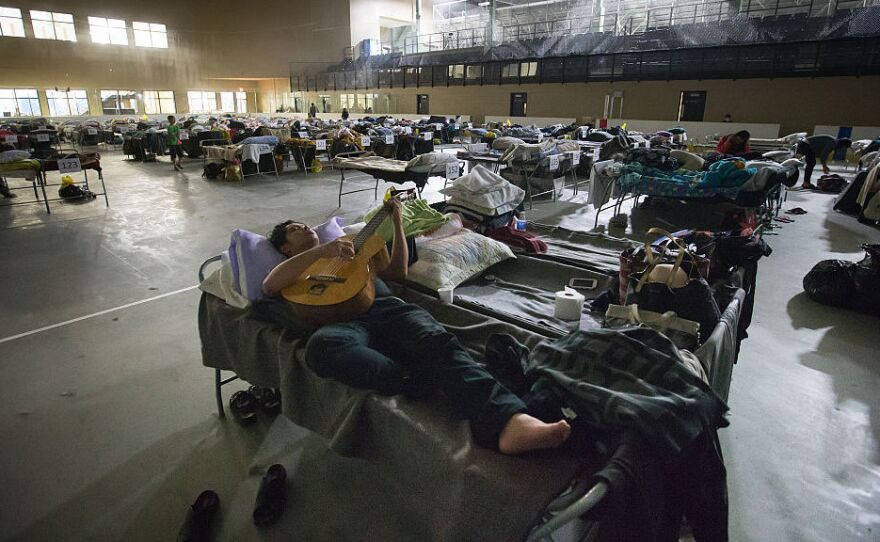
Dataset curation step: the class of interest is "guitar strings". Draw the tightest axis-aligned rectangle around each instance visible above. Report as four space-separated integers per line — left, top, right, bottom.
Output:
314 202 397 278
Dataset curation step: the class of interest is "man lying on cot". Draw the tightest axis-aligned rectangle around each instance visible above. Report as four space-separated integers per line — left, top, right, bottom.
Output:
260 199 571 455
794 135 852 190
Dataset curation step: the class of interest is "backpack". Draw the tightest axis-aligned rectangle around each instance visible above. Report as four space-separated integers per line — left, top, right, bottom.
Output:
817 174 847 193
58 183 96 200
203 162 224 179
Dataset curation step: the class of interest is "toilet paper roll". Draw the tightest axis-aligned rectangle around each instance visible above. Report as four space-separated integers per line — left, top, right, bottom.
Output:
554 287 585 320
437 286 454 304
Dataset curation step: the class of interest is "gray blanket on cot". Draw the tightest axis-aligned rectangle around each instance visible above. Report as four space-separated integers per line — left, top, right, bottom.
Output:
452 256 612 335
527 223 635 274
198 287 586 542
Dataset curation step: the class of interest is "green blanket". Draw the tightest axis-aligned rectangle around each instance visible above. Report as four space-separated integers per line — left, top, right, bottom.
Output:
364 198 448 241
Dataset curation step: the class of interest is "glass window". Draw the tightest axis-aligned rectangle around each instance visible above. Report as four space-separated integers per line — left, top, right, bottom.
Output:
235 92 247 113
89 17 127 45
143 90 175 114
219 92 234 112
100 90 137 114
501 63 519 78
520 62 538 77
187 91 216 114
30 10 76 41
133 21 167 48
0 88 41 116
359 93 375 112
447 64 465 79
46 89 89 116
0 7 25 37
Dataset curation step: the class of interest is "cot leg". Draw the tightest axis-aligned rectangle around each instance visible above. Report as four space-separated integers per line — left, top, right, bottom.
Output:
338 169 345 207
39 173 51 214
99 172 109 207
525 169 534 210
374 178 379 201
215 369 225 418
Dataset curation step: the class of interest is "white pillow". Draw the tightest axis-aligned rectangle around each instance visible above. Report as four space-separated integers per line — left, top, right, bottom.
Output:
408 229 515 290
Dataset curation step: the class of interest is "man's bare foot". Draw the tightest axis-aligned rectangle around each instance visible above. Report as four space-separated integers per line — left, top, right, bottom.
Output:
498 413 571 455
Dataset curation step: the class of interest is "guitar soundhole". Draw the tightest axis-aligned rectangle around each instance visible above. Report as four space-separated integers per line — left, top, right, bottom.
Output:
308 284 327 296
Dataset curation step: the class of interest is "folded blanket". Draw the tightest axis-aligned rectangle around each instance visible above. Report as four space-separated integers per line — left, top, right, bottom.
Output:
0 159 41 174
405 151 458 173
240 135 279 146
442 165 525 213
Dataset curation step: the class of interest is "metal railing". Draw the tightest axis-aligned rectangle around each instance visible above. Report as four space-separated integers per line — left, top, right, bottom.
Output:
499 0 876 42
377 0 877 55
379 27 488 56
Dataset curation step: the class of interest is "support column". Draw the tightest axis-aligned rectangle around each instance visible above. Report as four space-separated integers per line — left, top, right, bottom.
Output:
488 0 497 46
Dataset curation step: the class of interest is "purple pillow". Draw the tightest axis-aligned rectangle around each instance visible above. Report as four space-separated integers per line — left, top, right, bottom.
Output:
228 229 285 301
313 217 345 244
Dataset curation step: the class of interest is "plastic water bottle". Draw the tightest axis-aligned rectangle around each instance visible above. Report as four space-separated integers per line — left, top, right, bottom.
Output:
515 213 527 231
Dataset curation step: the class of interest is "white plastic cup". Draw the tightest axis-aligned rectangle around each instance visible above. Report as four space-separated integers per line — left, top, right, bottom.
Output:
438 287 454 304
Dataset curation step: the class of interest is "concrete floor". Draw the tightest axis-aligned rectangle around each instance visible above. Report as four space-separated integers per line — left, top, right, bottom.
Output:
0 150 878 541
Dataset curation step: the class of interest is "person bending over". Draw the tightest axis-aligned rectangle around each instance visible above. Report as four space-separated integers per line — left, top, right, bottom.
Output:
261 200 570 455
794 135 852 189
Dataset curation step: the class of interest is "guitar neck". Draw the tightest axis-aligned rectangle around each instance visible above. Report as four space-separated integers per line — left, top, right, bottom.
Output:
352 207 390 252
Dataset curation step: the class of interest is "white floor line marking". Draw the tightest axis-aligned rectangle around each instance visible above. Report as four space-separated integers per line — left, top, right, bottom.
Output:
0 285 199 345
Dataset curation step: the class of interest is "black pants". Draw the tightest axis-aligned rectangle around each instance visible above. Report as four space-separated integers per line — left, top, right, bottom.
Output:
797 141 817 185
305 296 526 447
168 144 182 160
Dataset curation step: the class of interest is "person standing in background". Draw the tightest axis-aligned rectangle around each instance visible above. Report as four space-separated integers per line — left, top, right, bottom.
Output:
341 108 349 121
308 103 318 118
166 115 183 171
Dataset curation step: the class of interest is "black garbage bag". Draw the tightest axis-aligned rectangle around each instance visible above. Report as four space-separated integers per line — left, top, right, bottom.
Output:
850 244 880 316
803 260 856 307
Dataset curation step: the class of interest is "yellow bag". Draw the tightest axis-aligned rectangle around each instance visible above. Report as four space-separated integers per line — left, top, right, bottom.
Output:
60 175 75 187
225 162 242 182
311 158 323 173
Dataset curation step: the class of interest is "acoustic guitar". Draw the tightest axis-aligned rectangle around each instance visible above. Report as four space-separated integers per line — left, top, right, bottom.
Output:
281 188 415 326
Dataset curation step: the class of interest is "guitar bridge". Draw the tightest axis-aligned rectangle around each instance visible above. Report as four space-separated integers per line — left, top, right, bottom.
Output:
307 274 346 283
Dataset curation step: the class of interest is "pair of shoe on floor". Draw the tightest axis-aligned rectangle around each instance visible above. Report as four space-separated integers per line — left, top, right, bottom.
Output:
230 386 281 425
178 464 288 541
